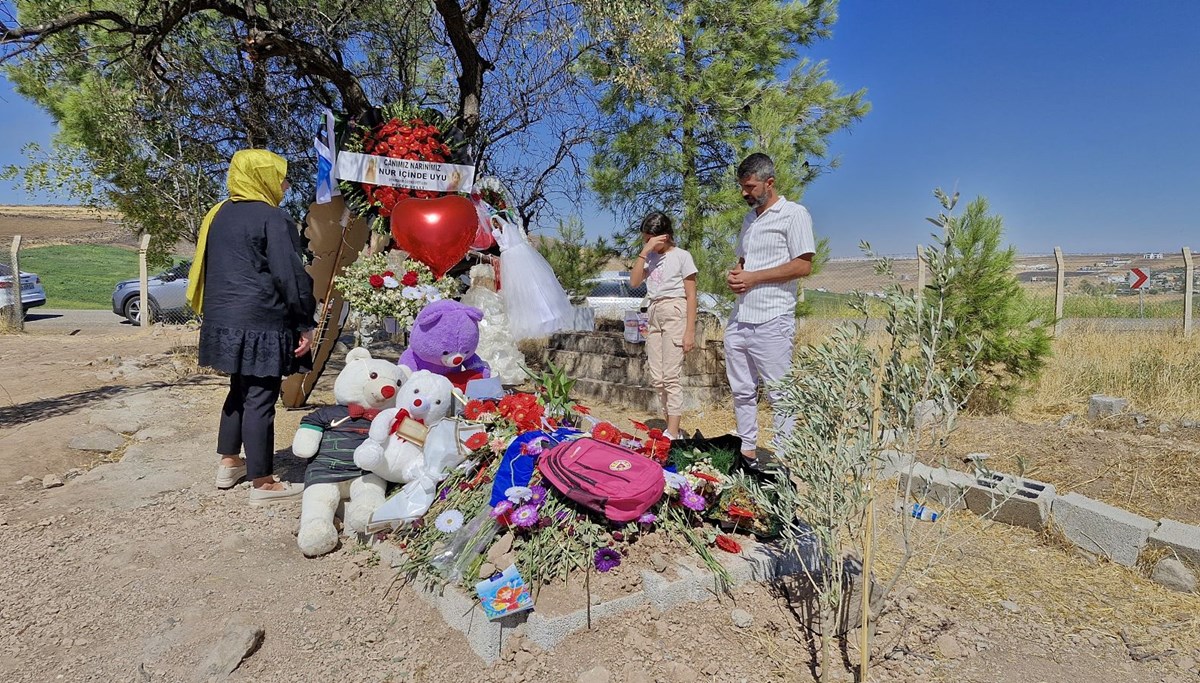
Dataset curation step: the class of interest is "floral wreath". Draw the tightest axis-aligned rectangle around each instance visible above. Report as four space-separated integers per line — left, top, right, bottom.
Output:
338 103 468 233
333 252 460 329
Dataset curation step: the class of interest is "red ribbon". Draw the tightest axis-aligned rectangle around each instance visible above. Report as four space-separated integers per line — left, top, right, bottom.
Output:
388 409 425 436
348 404 381 421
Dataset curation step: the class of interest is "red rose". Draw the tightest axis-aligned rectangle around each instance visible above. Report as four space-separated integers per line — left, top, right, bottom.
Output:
401 271 419 287
369 274 385 288
382 271 394 278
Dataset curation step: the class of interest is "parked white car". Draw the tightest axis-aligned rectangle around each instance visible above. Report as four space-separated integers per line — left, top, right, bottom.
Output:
583 274 725 320
0 264 47 316
111 261 193 325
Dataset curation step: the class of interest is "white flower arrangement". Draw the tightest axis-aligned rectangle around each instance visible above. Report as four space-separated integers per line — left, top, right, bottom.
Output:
334 253 460 330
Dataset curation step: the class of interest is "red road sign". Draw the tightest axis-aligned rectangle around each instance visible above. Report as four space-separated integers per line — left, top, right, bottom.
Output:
1128 268 1149 289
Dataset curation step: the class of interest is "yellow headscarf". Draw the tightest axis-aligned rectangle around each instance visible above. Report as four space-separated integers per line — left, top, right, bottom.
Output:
186 149 288 315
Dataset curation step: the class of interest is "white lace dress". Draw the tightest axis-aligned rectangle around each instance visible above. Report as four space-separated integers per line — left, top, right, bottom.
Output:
492 216 574 340
460 264 528 384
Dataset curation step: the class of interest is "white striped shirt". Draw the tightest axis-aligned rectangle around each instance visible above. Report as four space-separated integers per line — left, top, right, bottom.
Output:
732 196 816 324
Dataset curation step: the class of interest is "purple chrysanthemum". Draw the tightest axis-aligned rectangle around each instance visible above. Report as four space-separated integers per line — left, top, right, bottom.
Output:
512 503 540 528
491 500 513 518
594 547 621 572
680 487 707 512
638 512 658 525
529 485 548 505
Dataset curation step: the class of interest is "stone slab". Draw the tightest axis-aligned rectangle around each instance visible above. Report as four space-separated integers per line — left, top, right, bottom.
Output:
1151 557 1197 593
1087 394 1129 420
1051 492 1158 567
1146 518 1200 567
964 472 1056 531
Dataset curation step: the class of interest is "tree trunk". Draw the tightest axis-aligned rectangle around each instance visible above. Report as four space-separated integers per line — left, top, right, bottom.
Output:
432 0 493 140
680 11 700 251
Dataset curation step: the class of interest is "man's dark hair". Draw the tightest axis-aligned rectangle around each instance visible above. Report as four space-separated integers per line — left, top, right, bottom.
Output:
639 211 674 238
737 153 775 182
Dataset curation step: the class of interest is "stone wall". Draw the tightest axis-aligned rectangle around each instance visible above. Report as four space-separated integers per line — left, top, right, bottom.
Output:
546 319 729 413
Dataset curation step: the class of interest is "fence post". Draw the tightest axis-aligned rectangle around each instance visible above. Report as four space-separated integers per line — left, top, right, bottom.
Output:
916 245 925 293
1184 247 1194 337
7 235 24 332
138 234 153 329
1053 247 1065 337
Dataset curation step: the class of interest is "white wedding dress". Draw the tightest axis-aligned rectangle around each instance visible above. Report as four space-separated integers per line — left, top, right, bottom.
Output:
460 263 528 384
492 216 575 340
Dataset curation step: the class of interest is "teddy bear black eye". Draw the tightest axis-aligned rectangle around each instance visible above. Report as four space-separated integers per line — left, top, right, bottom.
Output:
413 388 420 394
443 350 449 355
436 399 442 405
370 372 378 380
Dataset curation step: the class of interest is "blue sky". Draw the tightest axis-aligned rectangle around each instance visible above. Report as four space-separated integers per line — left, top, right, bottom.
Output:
1 1 1197 256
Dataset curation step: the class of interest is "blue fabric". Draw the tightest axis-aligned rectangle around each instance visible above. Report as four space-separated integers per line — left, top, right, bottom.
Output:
314 138 335 204
488 427 581 506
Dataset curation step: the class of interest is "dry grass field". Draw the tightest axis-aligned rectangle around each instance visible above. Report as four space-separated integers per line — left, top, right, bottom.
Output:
0 204 133 248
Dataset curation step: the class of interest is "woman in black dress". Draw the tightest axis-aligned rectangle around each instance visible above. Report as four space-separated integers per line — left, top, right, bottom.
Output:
187 149 316 503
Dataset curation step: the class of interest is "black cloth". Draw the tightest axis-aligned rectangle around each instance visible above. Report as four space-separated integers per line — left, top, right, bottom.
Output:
217 373 283 479
299 405 373 487
198 200 317 378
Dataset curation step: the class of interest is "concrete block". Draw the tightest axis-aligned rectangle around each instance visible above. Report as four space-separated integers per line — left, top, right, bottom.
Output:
897 462 973 511
640 562 718 612
1051 492 1157 567
1087 394 1129 420
524 591 647 651
1147 518 1200 566
738 534 825 582
877 450 915 479
964 472 1055 530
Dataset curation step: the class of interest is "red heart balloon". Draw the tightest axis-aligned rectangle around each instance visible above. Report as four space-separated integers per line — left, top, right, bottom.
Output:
389 195 477 279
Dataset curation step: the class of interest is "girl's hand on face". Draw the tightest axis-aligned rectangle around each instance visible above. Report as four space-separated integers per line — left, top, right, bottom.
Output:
641 234 670 255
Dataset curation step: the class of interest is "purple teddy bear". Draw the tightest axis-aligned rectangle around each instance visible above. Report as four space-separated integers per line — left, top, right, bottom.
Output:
398 299 492 382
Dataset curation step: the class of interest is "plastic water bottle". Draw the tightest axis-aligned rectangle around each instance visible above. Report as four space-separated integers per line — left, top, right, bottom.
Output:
908 503 939 522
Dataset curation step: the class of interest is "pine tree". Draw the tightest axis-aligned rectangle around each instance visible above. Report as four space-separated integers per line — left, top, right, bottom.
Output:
586 0 869 254
929 191 1053 411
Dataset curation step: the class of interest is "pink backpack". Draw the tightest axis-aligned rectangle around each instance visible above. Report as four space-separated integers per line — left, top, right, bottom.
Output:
538 438 665 523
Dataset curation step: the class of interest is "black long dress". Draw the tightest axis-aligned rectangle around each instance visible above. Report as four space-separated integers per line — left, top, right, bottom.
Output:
198 201 316 378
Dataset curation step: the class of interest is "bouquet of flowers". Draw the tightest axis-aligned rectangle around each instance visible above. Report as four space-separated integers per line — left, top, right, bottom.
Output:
339 104 466 230
334 253 460 329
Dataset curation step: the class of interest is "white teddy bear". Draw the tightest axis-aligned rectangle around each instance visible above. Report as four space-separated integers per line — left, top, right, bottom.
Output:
353 369 455 486
292 348 406 558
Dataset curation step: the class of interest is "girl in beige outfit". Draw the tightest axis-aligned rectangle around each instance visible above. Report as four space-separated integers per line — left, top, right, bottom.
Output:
630 212 698 440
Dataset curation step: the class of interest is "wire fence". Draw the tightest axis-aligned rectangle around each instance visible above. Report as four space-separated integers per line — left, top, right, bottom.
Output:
802 247 1196 334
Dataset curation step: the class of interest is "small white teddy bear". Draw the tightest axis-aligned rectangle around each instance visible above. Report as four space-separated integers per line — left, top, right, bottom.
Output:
292 348 406 557
353 369 456 486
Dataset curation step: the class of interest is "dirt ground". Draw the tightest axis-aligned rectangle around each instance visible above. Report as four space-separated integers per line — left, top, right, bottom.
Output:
1 323 1198 682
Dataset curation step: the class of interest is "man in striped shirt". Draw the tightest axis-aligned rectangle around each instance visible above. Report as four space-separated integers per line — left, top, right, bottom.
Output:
725 153 816 471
